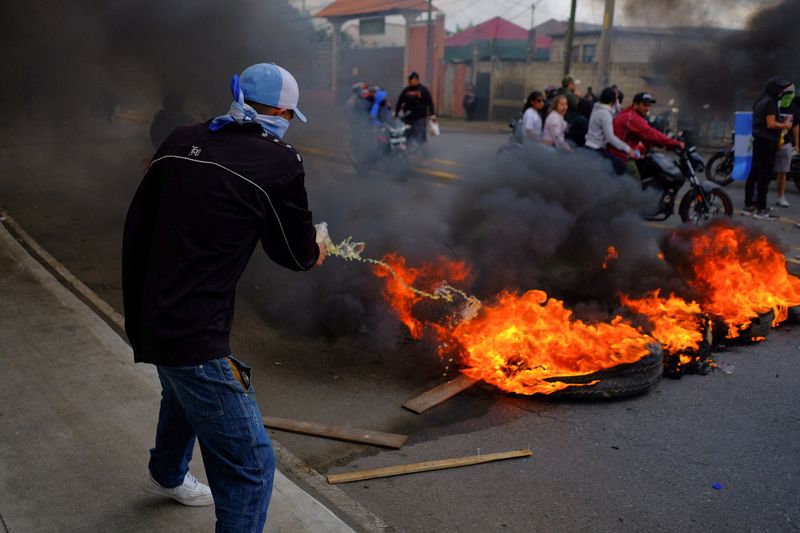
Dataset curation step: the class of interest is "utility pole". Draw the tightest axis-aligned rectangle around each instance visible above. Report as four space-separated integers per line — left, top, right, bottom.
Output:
527 3 537 62
596 0 615 88
425 0 434 84
563 0 577 76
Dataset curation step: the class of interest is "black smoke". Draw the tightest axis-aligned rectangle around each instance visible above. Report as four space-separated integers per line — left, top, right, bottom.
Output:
641 0 800 115
0 1 317 127
250 145 686 348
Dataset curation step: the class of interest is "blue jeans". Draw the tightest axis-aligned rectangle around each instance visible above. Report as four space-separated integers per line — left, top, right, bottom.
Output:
149 355 275 533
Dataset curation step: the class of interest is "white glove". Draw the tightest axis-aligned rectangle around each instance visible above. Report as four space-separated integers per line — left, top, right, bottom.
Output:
314 222 330 245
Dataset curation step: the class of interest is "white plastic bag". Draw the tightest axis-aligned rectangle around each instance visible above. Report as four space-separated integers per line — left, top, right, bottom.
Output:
427 118 440 137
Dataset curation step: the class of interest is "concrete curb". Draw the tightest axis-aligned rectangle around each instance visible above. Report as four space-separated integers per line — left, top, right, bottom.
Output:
0 210 390 533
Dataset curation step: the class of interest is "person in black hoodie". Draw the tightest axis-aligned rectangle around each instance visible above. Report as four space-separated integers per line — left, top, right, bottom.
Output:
123 62 325 531
395 71 436 146
744 75 794 219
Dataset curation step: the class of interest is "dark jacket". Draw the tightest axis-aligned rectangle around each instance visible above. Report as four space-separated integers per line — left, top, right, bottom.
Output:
122 121 320 366
395 84 435 121
752 77 791 142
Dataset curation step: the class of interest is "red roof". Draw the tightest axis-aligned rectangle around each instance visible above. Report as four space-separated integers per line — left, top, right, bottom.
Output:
316 0 434 19
445 17 530 46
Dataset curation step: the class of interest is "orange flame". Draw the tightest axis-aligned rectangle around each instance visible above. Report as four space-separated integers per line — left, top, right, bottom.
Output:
373 253 469 339
621 290 704 354
440 290 654 395
671 224 800 337
602 245 619 269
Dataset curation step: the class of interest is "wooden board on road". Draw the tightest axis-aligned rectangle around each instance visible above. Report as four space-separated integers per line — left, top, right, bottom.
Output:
327 449 533 484
402 374 479 414
263 416 408 449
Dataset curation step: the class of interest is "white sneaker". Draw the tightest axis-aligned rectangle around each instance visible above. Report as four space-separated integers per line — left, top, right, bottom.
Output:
776 197 791 208
143 471 214 506
753 209 779 221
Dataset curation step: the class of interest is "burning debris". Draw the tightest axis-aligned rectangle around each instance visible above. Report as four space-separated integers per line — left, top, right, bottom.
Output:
620 290 713 377
322 219 799 399
438 290 655 395
661 221 800 338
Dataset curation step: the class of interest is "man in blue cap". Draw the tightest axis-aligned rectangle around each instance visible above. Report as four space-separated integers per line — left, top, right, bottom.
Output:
123 62 326 532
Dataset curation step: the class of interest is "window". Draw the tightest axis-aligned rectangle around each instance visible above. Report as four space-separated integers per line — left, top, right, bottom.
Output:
582 44 597 63
359 17 385 36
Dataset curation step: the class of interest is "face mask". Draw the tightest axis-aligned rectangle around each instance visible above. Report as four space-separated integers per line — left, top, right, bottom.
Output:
780 91 795 108
254 114 290 139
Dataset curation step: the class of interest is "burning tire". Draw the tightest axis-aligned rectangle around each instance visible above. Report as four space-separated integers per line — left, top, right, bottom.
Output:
547 344 663 400
712 310 775 344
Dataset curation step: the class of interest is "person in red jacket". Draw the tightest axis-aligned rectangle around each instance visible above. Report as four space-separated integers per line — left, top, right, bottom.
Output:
608 92 684 176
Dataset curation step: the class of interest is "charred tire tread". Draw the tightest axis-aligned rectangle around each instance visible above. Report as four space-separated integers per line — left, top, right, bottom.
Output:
548 346 664 400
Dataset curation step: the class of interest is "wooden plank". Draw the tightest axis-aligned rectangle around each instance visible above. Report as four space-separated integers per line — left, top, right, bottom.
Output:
327 449 533 484
263 416 408 449
402 374 479 414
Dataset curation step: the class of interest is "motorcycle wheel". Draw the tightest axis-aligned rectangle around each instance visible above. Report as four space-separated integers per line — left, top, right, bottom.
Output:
678 187 734 224
705 151 734 186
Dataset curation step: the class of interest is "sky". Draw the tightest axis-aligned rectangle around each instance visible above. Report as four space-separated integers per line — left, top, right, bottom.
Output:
294 0 761 32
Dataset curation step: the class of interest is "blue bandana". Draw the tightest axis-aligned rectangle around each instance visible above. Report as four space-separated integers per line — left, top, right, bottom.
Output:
209 74 291 139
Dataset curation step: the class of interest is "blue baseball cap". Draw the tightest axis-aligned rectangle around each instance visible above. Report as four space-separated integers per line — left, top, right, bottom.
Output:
240 63 307 123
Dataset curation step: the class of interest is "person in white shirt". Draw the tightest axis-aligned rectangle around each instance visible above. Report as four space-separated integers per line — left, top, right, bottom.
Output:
520 91 545 143
584 87 636 173
542 95 570 150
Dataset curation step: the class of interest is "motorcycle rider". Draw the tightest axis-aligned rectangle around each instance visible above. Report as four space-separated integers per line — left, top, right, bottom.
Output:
609 92 684 178
369 87 392 126
584 87 637 174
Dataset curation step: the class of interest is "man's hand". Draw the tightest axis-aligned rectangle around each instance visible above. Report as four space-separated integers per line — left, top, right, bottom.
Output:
314 222 329 268
430 114 437 121
315 241 327 268
677 141 686 150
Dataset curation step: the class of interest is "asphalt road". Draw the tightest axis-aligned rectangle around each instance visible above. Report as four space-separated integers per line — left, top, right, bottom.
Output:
1 113 799 533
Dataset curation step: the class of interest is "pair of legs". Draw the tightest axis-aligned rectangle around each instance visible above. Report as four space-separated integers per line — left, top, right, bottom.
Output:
405 117 428 149
150 355 275 533
774 142 794 206
744 136 778 211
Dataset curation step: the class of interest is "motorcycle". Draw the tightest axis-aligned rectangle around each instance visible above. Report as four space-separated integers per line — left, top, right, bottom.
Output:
348 118 413 177
705 135 734 186
637 132 734 224
707 138 800 192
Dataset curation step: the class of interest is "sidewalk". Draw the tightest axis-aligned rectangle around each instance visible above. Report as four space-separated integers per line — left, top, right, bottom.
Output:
0 222 355 533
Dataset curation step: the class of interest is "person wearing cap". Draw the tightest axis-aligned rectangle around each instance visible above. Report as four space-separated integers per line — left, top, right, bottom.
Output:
556 75 581 122
584 87 637 174
609 92 683 177
743 76 794 219
395 71 436 146
122 62 325 531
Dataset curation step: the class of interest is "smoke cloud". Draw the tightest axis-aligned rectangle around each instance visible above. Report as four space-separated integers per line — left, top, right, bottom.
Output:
643 0 800 115
254 145 687 349
620 0 762 28
0 1 317 127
